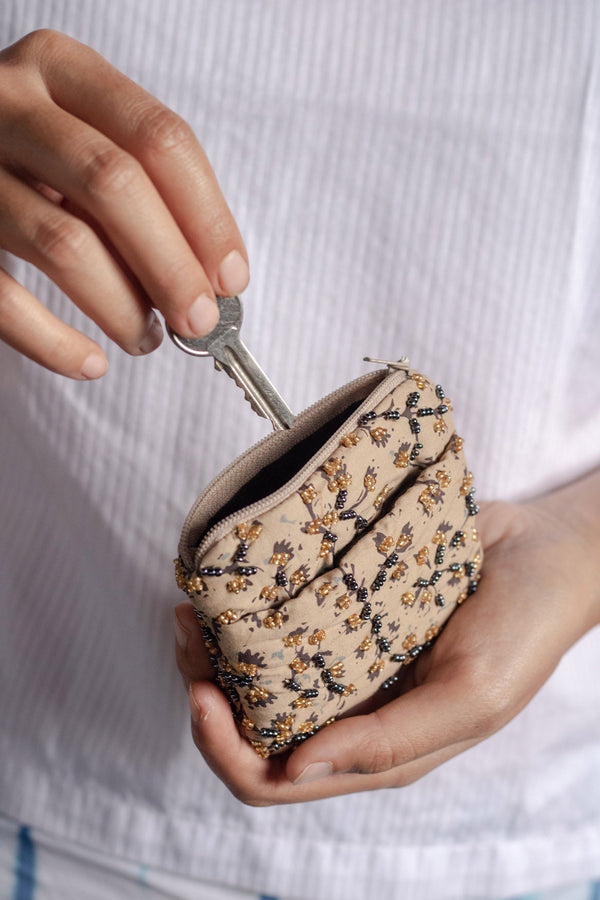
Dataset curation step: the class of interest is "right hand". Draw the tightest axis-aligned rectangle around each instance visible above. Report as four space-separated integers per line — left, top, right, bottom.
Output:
0 29 249 379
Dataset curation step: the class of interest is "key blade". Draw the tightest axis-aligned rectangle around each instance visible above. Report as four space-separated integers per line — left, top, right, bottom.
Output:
211 330 295 430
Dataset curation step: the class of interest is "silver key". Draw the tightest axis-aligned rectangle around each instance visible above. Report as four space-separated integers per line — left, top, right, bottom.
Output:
168 295 295 430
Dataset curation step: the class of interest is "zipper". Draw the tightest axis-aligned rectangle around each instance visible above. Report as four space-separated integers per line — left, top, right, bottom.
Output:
180 364 411 571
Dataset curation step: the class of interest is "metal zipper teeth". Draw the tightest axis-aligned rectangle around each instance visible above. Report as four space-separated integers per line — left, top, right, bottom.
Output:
187 366 410 569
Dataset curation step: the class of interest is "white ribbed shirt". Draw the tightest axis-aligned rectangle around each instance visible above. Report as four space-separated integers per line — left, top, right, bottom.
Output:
1 2 599 899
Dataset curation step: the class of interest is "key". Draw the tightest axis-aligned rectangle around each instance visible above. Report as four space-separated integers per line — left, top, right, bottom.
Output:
168 295 295 430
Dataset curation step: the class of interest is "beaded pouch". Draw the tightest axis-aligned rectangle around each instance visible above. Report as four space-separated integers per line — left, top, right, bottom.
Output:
174 364 483 756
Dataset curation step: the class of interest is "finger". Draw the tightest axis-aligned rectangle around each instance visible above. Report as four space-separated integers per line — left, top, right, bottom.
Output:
0 266 107 378
6 98 220 339
173 602 215 687
187 677 479 805
39 33 250 298
0 167 164 355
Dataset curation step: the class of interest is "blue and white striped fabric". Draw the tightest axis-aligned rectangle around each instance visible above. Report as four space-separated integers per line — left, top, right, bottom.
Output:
1 814 600 900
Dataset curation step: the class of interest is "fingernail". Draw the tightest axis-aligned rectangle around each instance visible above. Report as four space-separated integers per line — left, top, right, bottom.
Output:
217 250 249 296
292 761 333 786
173 610 189 650
188 293 219 336
138 316 164 354
80 353 108 380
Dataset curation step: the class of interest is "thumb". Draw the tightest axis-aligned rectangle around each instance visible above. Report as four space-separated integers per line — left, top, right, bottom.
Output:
286 671 478 784
173 601 215 686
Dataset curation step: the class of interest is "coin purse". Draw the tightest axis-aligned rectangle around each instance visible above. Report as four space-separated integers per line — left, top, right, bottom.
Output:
174 364 483 757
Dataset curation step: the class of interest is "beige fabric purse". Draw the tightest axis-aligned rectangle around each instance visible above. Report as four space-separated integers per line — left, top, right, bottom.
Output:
175 364 483 756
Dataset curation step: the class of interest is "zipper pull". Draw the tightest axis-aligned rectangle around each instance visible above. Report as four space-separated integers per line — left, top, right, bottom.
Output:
363 356 410 373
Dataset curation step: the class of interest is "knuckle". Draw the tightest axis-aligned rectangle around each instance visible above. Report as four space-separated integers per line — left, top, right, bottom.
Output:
356 717 398 775
136 106 195 156
33 214 89 268
79 144 141 199
459 662 511 738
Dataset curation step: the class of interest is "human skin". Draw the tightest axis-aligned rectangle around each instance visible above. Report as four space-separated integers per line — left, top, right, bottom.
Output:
0 30 249 379
174 467 600 805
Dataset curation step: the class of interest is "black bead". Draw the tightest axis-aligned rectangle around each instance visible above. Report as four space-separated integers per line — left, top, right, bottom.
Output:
381 675 399 690
339 509 356 520
437 404 449 414
357 586 368 601
371 614 382 634
360 603 372 620
435 593 446 607
409 417 421 434
464 562 476 577
430 570 442 585
260 728 278 738
313 653 326 668
467 580 479 595
417 407 435 417
323 531 338 543
335 489 348 509
233 542 249 561
407 392 420 407
435 546 445 565
343 573 358 591
449 563 462 572
236 565 258 576
414 577 430 588
409 646 423 658
284 679 302 692
275 570 288 587
435 384 445 400
384 409 401 420
200 566 223 577
391 653 407 663
378 638 391 652
359 410 377 425
322 670 334 684
303 688 319 699
355 515 368 531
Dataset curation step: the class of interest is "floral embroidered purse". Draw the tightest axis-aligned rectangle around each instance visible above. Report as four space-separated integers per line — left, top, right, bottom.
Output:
174 363 483 756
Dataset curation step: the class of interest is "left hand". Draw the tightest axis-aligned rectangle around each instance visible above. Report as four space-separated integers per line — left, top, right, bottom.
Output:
174 467 600 806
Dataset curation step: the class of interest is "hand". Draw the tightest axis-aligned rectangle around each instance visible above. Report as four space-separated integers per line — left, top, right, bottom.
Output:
174 466 600 806
0 30 249 379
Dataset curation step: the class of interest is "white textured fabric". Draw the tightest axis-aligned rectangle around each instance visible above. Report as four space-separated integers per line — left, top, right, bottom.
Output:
1 2 599 900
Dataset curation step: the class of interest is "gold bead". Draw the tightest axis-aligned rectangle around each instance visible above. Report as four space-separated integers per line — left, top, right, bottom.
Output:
403 633 417 651
401 591 416 607
318 539 334 558
226 575 247 594
308 629 326 645
290 569 307 585
317 582 335 597
260 585 279 601
394 449 410 468
359 637 373 651
373 485 392 510
364 473 377 491
341 431 362 447
416 546 429 565
370 426 388 442
216 608 239 625
300 484 317 504
369 659 385 674
322 457 342 476
346 613 361 629
270 552 291 566
336 594 352 610
378 535 395 554
290 657 308 672
305 519 322 535
263 611 284 628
